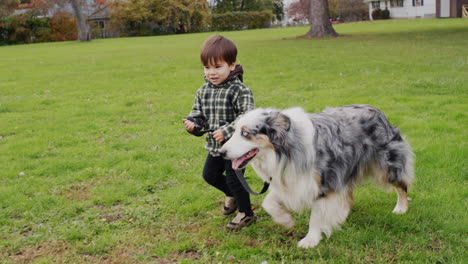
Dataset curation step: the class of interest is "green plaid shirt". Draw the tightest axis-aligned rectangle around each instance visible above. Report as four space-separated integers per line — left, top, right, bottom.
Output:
189 75 255 156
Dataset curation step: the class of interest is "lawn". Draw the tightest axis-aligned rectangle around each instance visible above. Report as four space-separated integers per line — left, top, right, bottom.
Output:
0 18 467 263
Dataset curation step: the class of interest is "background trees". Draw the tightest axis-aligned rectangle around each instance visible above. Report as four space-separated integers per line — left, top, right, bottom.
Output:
0 0 20 18
70 0 90 41
335 0 368 21
306 0 338 38
287 0 368 23
211 0 284 21
0 0 77 45
208 0 281 31
1 0 371 45
108 0 276 35
109 0 210 35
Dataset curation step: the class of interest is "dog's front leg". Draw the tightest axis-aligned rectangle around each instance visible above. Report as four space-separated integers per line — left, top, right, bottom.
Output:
298 192 352 248
297 211 323 248
262 192 295 228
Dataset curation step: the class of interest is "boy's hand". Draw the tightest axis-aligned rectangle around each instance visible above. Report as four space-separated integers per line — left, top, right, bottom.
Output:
182 118 196 132
213 129 225 142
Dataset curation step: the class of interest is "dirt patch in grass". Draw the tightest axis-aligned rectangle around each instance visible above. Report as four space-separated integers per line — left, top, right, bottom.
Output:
151 250 201 264
10 240 71 264
61 181 96 201
9 240 152 264
82 245 147 264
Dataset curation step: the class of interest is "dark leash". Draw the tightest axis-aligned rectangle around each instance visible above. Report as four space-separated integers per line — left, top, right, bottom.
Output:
186 118 227 137
185 118 269 195
234 169 269 195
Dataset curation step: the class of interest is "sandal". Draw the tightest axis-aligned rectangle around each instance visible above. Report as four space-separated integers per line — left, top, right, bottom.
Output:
223 196 237 215
226 212 256 231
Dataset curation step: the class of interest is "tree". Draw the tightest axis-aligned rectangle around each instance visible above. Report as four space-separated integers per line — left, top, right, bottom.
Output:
70 0 90 41
153 0 210 33
305 0 338 38
0 0 20 19
286 0 309 22
272 0 284 21
211 0 277 13
109 0 210 35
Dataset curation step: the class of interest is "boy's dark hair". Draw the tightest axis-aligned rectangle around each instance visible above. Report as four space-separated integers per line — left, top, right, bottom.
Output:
201 35 237 66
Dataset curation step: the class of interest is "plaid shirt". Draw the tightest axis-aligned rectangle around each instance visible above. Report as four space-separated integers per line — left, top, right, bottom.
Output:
188 74 255 155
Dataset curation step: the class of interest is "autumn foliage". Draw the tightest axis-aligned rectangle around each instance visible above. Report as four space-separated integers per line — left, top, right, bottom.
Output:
0 11 77 45
1 0 281 44
108 0 211 35
47 11 78 42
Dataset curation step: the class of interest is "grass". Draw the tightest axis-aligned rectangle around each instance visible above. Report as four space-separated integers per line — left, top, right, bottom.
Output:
0 18 467 263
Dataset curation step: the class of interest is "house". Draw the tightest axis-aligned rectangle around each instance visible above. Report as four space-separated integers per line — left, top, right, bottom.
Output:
14 0 115 38
85 0 118 38
364 0 468 19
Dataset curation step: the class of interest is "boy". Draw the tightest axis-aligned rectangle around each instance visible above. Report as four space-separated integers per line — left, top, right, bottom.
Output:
183 35 255 230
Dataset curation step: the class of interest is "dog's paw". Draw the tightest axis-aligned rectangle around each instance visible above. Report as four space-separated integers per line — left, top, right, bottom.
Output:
392 197 409 214
297 233 322 248
273 215 295 229
392 205 408 214
282 219 295 229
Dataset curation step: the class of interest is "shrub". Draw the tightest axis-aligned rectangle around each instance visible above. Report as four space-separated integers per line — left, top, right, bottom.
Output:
336 0 369 22
48 12 77 41
0 14 48 44
381 8 390 19
211 11 272 31
0 11 76 45
371 8 382 20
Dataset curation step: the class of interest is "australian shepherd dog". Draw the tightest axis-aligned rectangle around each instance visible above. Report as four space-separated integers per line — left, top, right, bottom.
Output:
219 105 414 248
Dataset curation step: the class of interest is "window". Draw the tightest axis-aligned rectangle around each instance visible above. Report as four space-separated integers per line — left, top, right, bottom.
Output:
390 0 404 7
413 0 424 6
372 1 380 9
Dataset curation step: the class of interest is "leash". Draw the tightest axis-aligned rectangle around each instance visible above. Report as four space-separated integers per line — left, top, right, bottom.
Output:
185 118 227 137
184 118 269 195
234 169 269 195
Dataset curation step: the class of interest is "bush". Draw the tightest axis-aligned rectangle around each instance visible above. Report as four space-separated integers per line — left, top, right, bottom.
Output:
336 0 369 22
371 8 382 20
381 8 390 19
48 12 77 41
0 14 48 45
211 11 272 31
372 8 390 20
0 11 76 45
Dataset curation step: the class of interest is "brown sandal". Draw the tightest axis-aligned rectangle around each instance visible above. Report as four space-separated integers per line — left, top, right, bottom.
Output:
226 212 256 231
223 196 237 215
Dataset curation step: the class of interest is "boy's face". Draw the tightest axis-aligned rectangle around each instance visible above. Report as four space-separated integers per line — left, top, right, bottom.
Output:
204 59 236 85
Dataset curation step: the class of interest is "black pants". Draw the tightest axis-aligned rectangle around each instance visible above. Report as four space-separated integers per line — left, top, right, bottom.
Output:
202 154 253 215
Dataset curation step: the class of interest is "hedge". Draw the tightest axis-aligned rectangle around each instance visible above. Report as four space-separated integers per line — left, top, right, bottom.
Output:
211 11 272 31
0 12 77 45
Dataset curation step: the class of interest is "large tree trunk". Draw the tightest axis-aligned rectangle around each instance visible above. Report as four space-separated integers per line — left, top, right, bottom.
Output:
70 0 90 41
305 0 338 38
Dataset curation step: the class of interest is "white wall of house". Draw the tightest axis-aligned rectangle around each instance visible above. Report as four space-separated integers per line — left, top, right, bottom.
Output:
366 0 436 19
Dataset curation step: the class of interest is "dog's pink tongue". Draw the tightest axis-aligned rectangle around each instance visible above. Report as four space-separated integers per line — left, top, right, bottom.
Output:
232 149 259 170
232 157 246 170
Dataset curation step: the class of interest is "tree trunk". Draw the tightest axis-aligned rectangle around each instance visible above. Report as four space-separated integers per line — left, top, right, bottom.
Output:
70 0 90 41
305 0 338 38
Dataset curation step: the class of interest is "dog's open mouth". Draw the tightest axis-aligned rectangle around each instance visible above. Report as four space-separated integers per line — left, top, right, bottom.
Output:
232 148 259 170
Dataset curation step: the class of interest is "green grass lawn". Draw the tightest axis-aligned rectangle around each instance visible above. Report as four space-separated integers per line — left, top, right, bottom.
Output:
0 18 467 263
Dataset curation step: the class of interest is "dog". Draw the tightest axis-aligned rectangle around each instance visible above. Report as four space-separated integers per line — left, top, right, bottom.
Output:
219 104 414 248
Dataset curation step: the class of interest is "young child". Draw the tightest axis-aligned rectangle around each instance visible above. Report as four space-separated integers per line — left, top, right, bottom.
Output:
183 35 256 230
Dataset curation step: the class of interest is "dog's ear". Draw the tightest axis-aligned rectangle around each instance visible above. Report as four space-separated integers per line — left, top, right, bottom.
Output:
265 112 291 150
